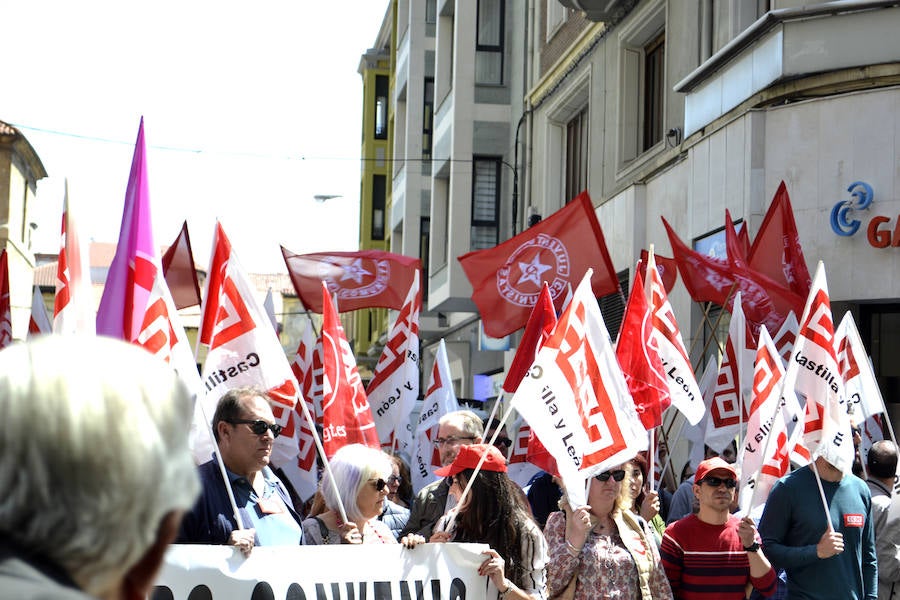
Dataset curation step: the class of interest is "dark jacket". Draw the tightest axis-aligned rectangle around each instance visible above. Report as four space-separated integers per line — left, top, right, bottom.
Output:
400 478 450 538
177 459 304 545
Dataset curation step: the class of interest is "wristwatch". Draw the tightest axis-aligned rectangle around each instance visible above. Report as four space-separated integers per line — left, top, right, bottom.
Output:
743 541 760 552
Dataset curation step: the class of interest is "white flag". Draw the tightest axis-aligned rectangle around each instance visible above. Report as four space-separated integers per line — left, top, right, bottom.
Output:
784 262 853 475
195 222 301 467
510 270 647 507
28 286 52 338
835 311 886 426
53 180 96 335
646 251 705 425
367 271 421 455
411 339 459 493
739 326 795 514
706 292 755 453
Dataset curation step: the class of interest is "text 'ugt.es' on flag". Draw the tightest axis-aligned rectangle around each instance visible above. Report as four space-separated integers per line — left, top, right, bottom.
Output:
510 269 646 507
458 192 620 338
281 248 421 314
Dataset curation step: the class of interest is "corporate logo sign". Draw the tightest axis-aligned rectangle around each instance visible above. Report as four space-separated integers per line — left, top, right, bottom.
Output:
831 181 899 248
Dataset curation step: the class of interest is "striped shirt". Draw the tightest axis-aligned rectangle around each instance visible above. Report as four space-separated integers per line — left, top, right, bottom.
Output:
661 514 776 599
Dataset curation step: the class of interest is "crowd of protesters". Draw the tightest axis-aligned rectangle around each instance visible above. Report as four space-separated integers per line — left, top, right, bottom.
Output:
12 336 891 600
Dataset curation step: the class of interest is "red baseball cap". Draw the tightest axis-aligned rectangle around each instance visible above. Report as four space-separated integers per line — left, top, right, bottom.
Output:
694 457 737 483
434 443 508 477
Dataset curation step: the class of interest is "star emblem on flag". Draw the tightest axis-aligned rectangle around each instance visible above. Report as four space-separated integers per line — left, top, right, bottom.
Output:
340 258 372 284
517 254 552 287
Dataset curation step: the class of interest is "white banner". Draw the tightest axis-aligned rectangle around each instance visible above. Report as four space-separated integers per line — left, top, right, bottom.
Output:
154 543 495 600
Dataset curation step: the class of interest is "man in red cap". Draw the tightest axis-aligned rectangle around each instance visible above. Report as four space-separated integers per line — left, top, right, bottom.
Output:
660 457 777 599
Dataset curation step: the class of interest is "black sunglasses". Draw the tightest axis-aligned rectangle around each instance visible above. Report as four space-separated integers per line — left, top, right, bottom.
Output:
494 438 512 448
388 475 402 485
371 478 388 492
701 476 737 489
227 419 283 438
595 469 626 482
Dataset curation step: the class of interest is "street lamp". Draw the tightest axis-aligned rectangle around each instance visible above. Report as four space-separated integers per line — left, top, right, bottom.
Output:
313 194 342 203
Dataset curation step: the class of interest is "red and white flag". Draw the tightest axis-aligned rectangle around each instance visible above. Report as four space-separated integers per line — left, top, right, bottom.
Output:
282 248 421 314
507 418 541 488
738 326 795 514
510 269 647 507
502 282 557 394
706 292 755 453
645 250 705 426
835 311 886 427
0 251 11 350
411 339 460 493
28 286 52 338
318 282 380 458
459 192 620 338
784 262 853 475
367 271 421 455
195 222 301 466
277 318 322 504
53 180 95 334
684 355 719 470
639 250 678 294
748 181 812 299
772 311 799 366
616 270 670 430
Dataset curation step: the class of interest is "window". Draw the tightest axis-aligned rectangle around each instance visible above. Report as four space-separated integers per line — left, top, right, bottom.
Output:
372 174 386 240
471 157 501 250
475 0 504 85
420 216 430 303
600 270 630 339
374 75 388 140
425 0 436 24
423 77 434 161
642 33 665 152
565 107 589 203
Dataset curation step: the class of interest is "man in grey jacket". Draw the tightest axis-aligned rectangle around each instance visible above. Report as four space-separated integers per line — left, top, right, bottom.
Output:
867 440 900 600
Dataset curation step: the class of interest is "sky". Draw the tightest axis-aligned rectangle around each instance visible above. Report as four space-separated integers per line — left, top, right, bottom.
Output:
1 1 391 274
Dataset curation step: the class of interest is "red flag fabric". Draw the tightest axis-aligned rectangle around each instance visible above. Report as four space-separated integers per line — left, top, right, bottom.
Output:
0 251 10 349
162 221 202 310
615 270 670 429
639 249 677 294
502 282 557 393
319 282 380 457
54 180 95 334
748 181 812 299
458 191 621 338
281 248 421 313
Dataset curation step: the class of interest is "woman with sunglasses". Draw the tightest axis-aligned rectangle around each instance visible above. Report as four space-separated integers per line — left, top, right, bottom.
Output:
545 463 672 600
429 444 547 599
301 444 398 545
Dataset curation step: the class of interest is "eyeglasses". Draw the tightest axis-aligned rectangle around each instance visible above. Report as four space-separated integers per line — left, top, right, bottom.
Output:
493 438 512 449
595 469 626 483
433 435 476 447
701 476 737 489
370 478 388 492
388 475 402 485
227 419 283 438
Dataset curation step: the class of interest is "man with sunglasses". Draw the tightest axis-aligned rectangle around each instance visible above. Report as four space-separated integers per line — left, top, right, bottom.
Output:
178 387 304 553
400 410 483 539
660 457 776 599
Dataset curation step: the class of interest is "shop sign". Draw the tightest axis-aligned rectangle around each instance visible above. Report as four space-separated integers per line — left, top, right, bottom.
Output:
831 181 900 248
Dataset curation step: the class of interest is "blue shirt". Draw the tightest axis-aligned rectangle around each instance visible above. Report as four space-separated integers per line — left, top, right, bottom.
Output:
228 467 303 546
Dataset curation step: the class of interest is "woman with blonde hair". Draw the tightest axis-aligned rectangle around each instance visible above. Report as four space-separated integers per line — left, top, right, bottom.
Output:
544 463 672 599
302 444 397 544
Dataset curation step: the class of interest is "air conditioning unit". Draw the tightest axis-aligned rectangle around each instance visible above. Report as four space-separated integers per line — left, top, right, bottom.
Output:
556 0 636 22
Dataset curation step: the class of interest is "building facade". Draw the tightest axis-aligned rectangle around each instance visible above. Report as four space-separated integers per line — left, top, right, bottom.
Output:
362 1 900 442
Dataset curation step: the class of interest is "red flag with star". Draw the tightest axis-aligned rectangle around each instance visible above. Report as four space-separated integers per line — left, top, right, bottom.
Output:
281 248 421 313
458 192 620 338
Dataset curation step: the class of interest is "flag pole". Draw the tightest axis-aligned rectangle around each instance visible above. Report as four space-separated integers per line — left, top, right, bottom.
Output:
810 458 835 531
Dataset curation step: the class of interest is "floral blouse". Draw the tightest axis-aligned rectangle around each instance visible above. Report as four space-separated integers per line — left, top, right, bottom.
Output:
544 511 672 600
